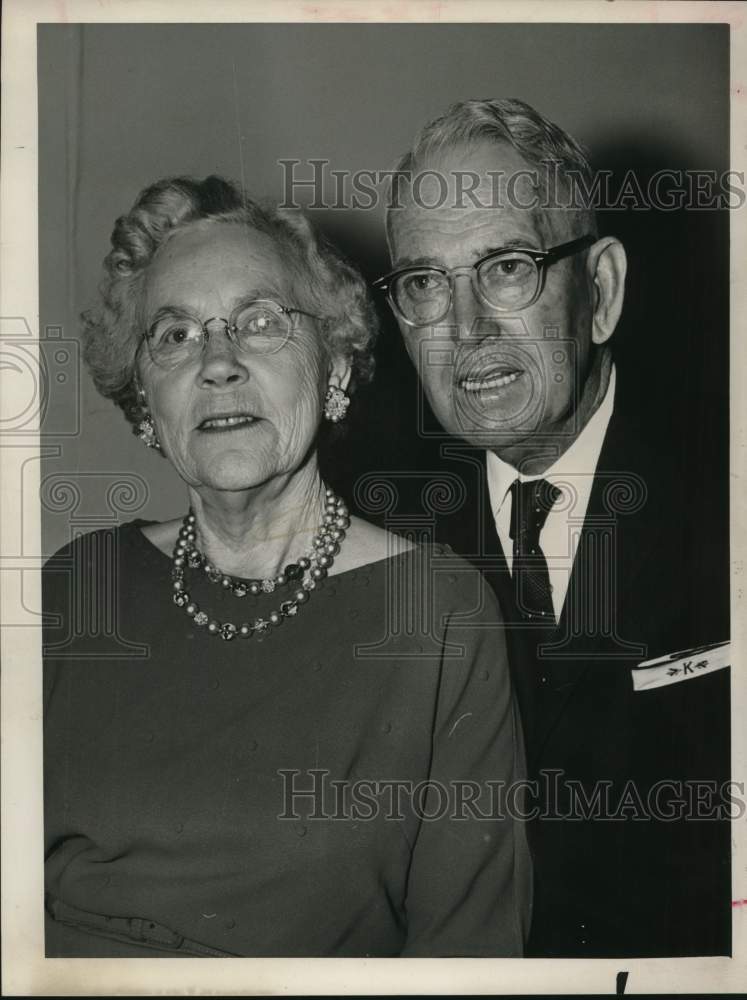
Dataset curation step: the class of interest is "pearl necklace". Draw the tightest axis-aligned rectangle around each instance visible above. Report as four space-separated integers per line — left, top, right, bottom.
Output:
170 488 350 640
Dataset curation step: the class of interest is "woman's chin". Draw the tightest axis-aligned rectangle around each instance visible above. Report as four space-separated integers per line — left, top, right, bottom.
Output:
189 458 271 494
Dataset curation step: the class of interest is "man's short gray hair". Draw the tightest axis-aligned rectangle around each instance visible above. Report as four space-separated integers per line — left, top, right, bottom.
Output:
387 97 597 241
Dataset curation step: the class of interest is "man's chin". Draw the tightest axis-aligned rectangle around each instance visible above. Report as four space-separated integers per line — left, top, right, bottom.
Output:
436 415 531 452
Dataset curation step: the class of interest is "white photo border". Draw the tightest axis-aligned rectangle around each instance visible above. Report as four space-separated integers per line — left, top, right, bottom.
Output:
2 1 745 994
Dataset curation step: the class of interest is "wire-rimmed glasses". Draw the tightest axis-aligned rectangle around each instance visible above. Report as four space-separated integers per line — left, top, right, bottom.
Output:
143 298 323 369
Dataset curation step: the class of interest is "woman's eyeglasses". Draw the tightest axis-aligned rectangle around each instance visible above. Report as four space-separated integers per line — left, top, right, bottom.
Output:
373 235 595 327
143 298 323 369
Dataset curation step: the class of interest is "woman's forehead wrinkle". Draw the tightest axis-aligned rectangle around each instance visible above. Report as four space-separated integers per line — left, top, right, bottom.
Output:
143 222 289 320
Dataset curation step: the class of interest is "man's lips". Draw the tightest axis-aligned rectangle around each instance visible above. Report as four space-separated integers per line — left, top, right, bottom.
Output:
457 365 525 392
197 413 258 431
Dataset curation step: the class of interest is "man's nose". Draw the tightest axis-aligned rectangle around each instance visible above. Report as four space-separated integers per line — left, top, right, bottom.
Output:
198 325 250 387
450 274 502 341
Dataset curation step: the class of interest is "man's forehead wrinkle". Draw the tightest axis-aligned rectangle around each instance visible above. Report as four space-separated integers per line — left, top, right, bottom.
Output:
400 178 540 210
413 148 540 190
392 193 571 243
399 201 500 224
394 142 571 248
398 216 516 240
391 212 546 264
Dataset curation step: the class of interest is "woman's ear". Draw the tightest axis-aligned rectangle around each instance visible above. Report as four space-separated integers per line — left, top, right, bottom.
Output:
587 237 627 345
327 355 353 393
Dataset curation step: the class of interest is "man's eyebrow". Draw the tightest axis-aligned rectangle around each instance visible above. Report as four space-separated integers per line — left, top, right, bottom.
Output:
479 238 540 255
392 255 444 269
394 238 540 269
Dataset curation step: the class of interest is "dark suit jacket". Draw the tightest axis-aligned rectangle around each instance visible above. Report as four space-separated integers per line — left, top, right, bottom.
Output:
429 369 731 957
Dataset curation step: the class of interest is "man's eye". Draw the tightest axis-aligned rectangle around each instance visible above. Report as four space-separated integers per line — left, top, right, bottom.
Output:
402 272 444 296
484 257 533 281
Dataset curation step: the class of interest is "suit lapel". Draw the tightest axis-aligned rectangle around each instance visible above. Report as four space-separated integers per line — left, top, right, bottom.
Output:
529 400 671 756
440 447 557 748
433 446 542 739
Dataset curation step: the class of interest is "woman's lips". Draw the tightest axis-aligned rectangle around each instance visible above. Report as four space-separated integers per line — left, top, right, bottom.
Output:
198 414 257 431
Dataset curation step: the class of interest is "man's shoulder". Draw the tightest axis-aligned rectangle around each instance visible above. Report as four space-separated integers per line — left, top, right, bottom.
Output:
596 373 725 524
590 375 728 643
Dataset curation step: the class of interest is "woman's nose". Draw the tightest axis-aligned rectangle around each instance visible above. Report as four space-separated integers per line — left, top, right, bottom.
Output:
198 326 250 386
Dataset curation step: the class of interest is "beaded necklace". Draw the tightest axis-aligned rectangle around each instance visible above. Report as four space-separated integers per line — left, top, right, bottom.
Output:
170 487 349 640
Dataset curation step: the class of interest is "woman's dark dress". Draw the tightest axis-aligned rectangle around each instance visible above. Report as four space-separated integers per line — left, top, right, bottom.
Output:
43 521 530 957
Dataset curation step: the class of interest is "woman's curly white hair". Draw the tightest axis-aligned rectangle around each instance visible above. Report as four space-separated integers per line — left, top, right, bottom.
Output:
82 175 378 435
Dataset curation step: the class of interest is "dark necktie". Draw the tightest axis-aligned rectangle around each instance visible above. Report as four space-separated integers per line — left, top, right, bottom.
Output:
509 478 560 623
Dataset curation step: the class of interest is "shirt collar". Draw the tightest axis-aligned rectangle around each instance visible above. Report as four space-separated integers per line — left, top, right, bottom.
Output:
486 364 617 516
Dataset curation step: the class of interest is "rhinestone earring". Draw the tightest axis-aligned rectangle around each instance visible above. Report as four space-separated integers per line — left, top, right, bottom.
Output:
324 385 350 423
138 414 161 449
136 385 161 450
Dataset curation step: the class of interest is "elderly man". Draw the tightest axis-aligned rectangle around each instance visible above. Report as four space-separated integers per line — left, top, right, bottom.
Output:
377 99 730 957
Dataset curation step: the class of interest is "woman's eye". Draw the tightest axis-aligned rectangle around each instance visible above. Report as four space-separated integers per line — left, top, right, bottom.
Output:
152 321 200 347
249 312 273 333
150 317 202 349
238 310 280 335
235 304 288 337
164 325 192 344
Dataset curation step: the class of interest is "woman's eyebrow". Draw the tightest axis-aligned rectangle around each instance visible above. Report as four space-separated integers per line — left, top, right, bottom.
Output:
146 304 195 326
147 289 285 323
231 287 285 306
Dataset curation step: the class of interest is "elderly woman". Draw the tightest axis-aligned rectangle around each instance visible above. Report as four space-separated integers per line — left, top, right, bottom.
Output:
43 175 530 957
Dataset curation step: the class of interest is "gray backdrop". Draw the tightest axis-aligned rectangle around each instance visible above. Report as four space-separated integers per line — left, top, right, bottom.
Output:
38 22 729 555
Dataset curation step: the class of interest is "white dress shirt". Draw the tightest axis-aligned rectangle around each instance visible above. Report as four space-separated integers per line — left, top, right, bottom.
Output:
486 366 616 622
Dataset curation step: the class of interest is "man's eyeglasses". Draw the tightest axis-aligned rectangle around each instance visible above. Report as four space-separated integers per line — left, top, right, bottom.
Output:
374 235 595 328
143 298 323 369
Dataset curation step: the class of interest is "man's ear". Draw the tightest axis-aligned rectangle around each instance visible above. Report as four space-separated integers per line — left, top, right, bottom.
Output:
327 355 353 393
587 237 627 345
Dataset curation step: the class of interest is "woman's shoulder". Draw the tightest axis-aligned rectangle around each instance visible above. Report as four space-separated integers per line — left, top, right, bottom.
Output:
330 516 414 576
43 519 158 572
338 518 500 614
338 516 485 570
332 517 463 573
